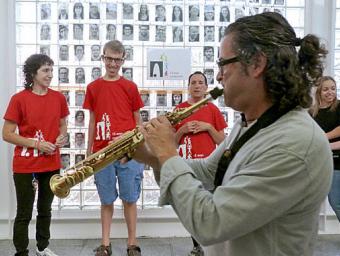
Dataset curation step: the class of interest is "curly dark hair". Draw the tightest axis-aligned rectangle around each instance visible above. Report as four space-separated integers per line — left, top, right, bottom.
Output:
23 54 54 89
225 12 328 110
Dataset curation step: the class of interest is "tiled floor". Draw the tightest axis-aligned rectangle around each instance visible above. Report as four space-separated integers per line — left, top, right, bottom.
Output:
0 235 339 256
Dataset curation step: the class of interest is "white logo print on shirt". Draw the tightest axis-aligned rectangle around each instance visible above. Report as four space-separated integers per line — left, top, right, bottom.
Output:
178 136 192 159
20 130 45 157
96 113 111 140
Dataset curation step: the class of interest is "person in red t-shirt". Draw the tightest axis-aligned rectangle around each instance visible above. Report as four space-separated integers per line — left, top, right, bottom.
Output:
174 71 227 256
2 54 69 256
83 40 144 256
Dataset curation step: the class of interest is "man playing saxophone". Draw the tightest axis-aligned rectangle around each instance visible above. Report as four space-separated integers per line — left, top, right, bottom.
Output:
133 12 331 256
83 40 144 256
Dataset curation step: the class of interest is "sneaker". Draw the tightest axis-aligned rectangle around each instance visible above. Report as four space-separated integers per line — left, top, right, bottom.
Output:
36 247 58 256
127 245 141 256
93 243 112 256
188 245 204 256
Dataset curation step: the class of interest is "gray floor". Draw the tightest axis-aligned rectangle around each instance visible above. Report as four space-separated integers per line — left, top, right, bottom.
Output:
0 235 339 256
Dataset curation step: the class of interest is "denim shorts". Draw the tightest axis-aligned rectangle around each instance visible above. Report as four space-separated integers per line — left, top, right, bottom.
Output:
94 159 144 205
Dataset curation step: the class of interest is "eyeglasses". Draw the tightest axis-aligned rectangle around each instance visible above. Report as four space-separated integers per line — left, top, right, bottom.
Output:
216 56 240 71
102 56 125 65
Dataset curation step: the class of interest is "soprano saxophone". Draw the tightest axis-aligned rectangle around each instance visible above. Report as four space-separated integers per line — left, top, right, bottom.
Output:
50 87 224 198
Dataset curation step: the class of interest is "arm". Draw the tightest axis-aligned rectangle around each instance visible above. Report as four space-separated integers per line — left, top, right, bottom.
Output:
55 117 68 147
330 140 340 150
159 148 326 246
175 122 225 145
2 120 56 153
134 110 142 126
87 111 95 156
195 121 225 145
326 126 340 140
174 123 191 145
2 120 36 148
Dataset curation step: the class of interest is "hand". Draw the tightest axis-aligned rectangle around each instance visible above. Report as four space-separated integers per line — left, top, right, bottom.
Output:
191 121 211 134
38 141 57 154
140 116 178 165
55 134 68 147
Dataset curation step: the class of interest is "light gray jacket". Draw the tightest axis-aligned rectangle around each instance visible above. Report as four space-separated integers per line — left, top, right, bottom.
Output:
158 109 332 256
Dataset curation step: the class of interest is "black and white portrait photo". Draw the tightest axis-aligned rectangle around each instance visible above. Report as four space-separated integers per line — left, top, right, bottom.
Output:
74 45 85 61
172 6 183 22
75 132 85 149
91 45 101 61
235 7 245 20
106 3 117 19
122 25 134 40
173 26 183 42
140 110 150 122
204 69 214 85
61 90 70 105
40 3 51 20
40 45 50 56
89 3 100 19
122 68 133 81
91 67 102 81
219 26 227 42
75 110 85 127
40 24 51 40
123 3 134 19
203 46 214 62
188 26 199 42
106 24 116 40
204 26 215 42
59 45 69 61
204 5 215 21
138 4 149 21
59 25 69 40
156 92 167 107
274 0 285 5
75 90 85 107
220 6 230 22
59 67 69 84
73 24 83 40
172 92 183 106
73 2 84 19
58 3 68 20
75 67 85 84
140 91 150 106
89 24 100 40
189 5 200 22
155 5 166 21
124 45 134 61
155 25 166 42
139 25 149 41
61 153 70 169
75 154 85 164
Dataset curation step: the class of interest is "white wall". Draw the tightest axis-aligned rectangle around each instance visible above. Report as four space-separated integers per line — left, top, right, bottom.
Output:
0 0 16 239
0 0 339 240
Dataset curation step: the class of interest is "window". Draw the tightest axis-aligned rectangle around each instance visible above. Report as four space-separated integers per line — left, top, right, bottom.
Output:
15 0 305 211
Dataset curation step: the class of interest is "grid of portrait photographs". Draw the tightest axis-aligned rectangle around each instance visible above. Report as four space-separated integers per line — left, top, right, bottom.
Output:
15 0 304 209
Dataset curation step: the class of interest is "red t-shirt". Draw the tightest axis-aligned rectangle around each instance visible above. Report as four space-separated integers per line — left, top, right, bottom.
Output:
175 101 227 159
3 88 69 173
83 77 144 152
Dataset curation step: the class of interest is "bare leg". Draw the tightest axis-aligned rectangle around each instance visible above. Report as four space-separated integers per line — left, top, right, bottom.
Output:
101 204 114 246
123 201 137 246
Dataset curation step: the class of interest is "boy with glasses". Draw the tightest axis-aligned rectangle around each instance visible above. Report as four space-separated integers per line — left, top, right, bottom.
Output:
83 40 144 256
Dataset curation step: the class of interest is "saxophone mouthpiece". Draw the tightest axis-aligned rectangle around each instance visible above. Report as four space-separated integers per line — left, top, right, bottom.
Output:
209 87 224 100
